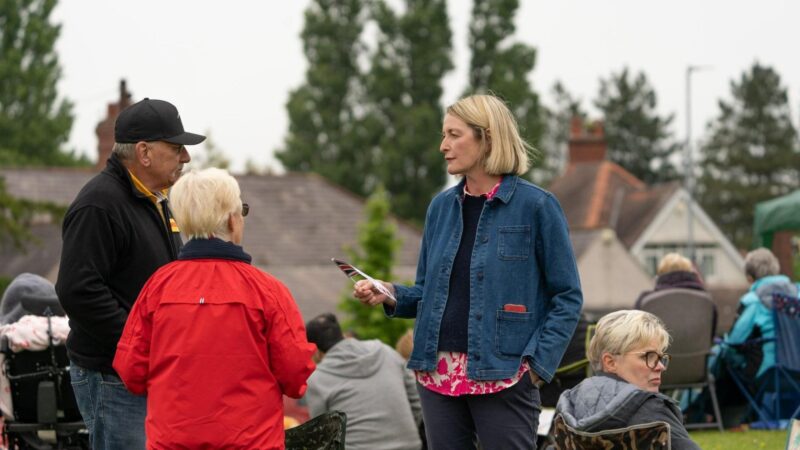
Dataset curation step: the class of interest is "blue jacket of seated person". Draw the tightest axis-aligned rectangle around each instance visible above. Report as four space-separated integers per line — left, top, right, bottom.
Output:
387 175 583 382
725 274 797 377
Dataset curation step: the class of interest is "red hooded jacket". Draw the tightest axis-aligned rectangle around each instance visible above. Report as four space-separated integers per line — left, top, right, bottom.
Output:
113 239 316 449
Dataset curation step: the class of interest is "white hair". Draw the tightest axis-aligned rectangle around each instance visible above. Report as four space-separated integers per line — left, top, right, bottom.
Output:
169 168 242 241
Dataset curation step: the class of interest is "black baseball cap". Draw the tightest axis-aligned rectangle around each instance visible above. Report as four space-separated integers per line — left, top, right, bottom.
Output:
115 98 206 145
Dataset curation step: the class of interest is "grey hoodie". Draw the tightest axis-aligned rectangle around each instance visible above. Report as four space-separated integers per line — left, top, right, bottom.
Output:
556 373 700 450
306 338 422 450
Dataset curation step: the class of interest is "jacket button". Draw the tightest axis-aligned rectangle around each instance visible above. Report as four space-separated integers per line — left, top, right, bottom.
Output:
477 271 484 280
474 354 481 361
475 314 482 321
482 236 488 243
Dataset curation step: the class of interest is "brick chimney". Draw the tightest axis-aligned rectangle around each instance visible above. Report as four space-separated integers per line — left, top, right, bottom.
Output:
568 116 607 165
95 80 133 170
772 230 795 278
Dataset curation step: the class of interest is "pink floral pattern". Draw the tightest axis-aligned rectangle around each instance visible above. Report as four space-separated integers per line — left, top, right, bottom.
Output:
463 178 502 200
416 351 528 396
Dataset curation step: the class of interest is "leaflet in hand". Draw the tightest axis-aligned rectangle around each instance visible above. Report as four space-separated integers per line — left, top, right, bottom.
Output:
331 258 397 302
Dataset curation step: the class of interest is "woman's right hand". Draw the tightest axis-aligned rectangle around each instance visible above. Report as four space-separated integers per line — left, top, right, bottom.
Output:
353 279 395 307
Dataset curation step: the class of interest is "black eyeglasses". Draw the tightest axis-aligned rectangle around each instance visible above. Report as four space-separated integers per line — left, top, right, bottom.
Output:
149 141 185 153
166 143 185 153
241 202 249 217
628 351 671 369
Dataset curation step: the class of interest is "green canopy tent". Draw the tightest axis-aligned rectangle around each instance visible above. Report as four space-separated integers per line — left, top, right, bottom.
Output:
753 189 800 248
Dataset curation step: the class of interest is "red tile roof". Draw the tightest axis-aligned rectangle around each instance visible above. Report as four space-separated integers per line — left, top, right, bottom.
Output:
549 160 679 248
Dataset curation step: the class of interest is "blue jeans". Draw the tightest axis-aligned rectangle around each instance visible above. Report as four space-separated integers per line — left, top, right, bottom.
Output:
69 363 146 450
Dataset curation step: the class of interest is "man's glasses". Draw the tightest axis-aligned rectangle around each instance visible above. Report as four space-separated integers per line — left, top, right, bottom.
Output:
242 202 249 217
165 143 185 153
628 351 671 369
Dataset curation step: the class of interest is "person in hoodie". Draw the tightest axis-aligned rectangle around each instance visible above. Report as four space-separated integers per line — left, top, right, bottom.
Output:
113 168 316 449
304 313 422 450
556 310 700 450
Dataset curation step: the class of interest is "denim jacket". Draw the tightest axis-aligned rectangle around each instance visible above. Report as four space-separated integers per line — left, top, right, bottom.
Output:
389 176 583 382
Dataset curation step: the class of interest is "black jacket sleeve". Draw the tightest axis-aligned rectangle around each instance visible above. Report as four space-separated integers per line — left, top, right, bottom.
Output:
56 205 129 349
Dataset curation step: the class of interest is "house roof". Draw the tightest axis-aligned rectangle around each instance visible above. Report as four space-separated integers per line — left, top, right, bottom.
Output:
0 168 423 320
549 161 679 248
568 229 600 260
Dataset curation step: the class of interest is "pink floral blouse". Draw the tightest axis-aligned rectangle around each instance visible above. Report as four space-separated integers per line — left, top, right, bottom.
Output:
416 352 529 396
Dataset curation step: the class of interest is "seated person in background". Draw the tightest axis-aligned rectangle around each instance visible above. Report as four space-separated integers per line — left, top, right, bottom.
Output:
722 247 796 380
635 253 705 308
305 314 422 450
635 252 716 338
113 168 316 449
556 310 700 450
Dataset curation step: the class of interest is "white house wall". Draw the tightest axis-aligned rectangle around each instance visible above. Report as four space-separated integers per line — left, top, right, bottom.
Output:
630 191 747 287
577 229 653 312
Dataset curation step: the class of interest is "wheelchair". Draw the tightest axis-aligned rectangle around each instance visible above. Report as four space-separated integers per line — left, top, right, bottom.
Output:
0 274 89 449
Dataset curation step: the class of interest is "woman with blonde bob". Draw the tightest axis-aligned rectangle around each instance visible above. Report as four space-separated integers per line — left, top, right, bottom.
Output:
354 94 583 449
556 310 700 449
113 168 315 449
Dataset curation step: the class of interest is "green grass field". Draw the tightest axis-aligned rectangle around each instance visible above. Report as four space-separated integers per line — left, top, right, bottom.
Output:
689 429 787 449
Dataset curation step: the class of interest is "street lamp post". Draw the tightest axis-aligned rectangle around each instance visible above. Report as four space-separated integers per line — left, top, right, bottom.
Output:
685 65 710 263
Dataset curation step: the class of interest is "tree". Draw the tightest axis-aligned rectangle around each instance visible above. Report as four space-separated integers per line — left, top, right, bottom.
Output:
594 68 679 184
539 81 587 184
0 176 64 288
0 0 82 166
0 177 35 249
464 0 544 181
189 129 230 170
337 186 410 345
362 0 453 223
275 0 369 195
698 63 800 250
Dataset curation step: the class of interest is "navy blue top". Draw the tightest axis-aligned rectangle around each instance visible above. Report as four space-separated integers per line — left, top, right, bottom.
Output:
438 194 485 352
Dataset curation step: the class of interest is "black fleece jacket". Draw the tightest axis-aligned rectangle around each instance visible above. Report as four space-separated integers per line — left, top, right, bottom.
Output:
56 155 182 374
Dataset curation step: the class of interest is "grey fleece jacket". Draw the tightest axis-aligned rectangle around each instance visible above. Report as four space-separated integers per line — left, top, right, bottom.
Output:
556 373 700 450
306 338 422 450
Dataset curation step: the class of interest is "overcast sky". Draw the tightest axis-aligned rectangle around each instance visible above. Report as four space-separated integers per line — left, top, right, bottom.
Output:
53 1 799 173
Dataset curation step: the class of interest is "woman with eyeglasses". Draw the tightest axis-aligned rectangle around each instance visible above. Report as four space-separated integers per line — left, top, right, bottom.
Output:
556 310 700 449
112 168 316 449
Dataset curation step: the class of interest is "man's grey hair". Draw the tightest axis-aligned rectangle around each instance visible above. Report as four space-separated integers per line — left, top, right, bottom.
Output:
111 142 136 160
744 247 780 281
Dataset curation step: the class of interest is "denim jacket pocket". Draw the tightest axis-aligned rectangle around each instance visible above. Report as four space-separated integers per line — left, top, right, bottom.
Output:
495 309 535 358
498 225 531 261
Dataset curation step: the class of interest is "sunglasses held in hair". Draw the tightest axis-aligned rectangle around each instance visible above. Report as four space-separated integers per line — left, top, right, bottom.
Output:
242 202 249 217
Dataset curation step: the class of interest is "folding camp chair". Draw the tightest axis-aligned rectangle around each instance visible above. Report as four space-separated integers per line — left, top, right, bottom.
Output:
639 288 723 431
550 414 671 450
540 317 592 407
285 410 347 450
727 293 800 428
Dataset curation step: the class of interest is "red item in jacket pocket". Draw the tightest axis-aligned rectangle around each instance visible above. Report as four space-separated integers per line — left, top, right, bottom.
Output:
503 304 526 313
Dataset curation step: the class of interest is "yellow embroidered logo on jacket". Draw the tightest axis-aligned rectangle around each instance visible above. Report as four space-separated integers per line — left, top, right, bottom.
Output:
170 218 180 233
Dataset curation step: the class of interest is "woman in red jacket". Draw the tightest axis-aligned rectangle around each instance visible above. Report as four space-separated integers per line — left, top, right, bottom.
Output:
113 167 316 449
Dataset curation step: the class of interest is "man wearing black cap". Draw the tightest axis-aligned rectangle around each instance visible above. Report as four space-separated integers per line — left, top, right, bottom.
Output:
56 98 205 450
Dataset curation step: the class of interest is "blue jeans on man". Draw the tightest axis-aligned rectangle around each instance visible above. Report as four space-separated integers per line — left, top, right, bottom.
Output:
69 363 146 450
